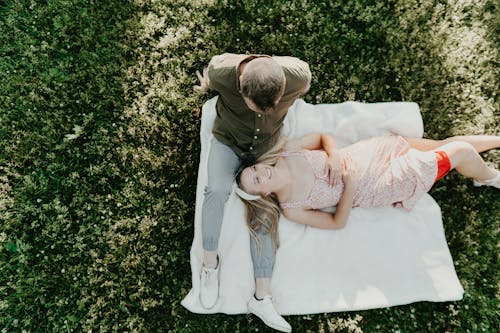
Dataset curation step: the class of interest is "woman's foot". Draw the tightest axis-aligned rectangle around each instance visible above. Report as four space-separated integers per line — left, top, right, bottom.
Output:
473 170 500 188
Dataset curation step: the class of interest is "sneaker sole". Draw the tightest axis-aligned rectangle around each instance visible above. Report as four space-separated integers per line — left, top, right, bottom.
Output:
200 296 218 309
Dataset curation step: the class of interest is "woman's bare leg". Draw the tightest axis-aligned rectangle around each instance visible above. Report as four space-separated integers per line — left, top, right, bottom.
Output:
406 135 500 153
436 141 498 183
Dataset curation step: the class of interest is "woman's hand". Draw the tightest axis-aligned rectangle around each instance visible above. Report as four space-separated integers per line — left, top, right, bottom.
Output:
342 156 358 192
324 149 342 187
193 67 209 93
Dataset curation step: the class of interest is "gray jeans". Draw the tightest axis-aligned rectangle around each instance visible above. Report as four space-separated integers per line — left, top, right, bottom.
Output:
202 138 275 278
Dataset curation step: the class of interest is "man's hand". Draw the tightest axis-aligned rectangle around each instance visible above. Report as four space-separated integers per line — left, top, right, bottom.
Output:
193 67 209 93
324 149 342 187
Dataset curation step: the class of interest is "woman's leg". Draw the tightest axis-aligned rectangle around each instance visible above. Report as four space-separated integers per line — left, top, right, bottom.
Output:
435 141 498 183
406 135 500 153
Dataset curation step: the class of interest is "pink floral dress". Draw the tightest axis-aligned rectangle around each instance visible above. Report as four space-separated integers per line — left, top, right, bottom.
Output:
280 136 438 211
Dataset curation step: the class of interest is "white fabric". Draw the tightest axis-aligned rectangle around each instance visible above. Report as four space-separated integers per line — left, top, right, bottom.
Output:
181 96 464 315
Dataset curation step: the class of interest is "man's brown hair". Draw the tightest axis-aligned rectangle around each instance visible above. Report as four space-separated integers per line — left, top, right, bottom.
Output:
240 58 285 112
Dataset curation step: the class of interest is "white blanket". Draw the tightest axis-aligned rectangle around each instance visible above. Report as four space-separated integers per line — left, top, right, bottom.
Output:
181 97 463 315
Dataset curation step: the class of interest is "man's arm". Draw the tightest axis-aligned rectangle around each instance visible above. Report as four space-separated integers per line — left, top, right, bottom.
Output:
193 53 245 94
275 56 312 96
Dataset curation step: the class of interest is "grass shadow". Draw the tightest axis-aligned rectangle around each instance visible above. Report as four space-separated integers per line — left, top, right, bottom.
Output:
0 0 497 332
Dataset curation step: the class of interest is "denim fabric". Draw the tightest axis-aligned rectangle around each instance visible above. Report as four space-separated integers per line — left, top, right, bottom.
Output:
202 138 275 278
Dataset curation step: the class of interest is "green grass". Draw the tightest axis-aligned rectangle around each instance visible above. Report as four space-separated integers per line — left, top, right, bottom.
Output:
0 0 498 332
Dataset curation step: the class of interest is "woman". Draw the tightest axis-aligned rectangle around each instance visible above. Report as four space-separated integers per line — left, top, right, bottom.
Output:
236 134 500 247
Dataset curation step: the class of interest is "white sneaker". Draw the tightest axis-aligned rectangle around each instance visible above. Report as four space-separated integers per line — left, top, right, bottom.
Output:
199 259 219 309
248 295 292 332
473 171 500 189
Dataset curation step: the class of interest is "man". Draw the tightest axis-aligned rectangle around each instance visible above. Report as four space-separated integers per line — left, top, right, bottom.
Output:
194 53 311 332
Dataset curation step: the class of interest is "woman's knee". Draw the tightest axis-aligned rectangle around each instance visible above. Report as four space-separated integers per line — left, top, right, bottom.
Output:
438 141 476 168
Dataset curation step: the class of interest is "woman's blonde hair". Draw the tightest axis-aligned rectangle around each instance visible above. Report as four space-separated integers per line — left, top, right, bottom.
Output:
236 138 286 250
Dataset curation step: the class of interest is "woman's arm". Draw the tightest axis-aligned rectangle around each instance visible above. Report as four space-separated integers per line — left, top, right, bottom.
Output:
283 184 355 229
286 133 341 186
283 208 347 230
284 133 318 150
281 155 358 229
285 133 337 151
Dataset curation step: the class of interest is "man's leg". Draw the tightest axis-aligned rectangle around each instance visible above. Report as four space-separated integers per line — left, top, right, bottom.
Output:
200 138 240 308
247 225 291 333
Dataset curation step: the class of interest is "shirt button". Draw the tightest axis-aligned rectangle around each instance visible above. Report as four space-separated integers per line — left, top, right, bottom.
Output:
256 128 260 132
249 146 253 150
254 136 258 139
257 114 262 118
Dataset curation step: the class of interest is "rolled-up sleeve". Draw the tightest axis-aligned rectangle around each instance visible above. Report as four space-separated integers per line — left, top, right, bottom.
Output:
207 55 225 91
275 56 312 95
207 53 243 92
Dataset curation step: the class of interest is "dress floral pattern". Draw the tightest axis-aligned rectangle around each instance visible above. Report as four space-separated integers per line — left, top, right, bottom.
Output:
280 136 438 211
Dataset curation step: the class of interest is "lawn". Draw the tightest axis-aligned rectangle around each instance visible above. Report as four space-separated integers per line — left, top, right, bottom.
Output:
0 0 498 332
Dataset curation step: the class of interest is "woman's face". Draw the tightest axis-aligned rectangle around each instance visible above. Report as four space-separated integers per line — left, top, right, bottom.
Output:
240 163 277 196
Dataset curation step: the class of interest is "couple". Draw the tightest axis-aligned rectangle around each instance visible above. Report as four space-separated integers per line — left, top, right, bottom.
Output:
193 53 499 332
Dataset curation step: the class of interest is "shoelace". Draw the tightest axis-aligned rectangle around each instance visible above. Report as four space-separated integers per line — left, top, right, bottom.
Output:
202 268 216 286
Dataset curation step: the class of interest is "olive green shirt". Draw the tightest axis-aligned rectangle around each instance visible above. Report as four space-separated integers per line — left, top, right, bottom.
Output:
207 53 311 162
